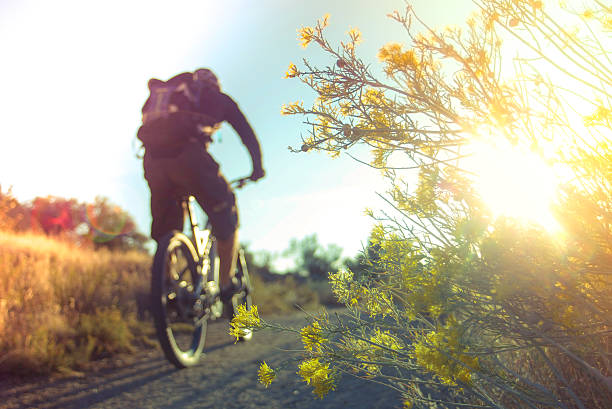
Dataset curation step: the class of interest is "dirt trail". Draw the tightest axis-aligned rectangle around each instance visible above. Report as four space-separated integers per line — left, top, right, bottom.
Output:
0 310 403 409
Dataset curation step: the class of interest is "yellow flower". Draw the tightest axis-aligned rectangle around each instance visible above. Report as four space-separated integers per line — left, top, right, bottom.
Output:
364 286 393 317
301 321 327 352
257 362 276 387
280 101 305 116
413 326 479 386
285 63 299 79
377 43 418 75
347 27 362 44
321 13 330 28
584 105 612 126
370 329 403 352
298 358 336 398
298 26 315 48
229 304 260 340
329 269 354 303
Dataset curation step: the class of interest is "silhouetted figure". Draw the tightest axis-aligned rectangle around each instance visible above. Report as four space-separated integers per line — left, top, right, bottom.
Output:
138 68 264 298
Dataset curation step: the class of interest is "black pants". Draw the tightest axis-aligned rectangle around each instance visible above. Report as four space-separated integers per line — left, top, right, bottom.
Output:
143 142 238 242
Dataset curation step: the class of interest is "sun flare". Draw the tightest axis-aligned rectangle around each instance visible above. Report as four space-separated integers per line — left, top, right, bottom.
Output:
464 140 562 232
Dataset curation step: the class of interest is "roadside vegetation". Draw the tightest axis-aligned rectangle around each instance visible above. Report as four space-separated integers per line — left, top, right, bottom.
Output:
0 188 347 376
0 228 152 375
234 1 612 408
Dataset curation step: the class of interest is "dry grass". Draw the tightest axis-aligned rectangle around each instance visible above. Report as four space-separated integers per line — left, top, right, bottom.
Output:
0 229 324 376
0 230 152 375
251 275 320 315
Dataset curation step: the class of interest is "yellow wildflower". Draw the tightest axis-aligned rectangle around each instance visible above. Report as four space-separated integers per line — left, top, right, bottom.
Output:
298 358 336 398
298 26 315 48
370 329 403 352
584 105 612 126
347 27 362 44
258 362 276 387
378 43 418 75
321 13 330 28
281 101 305 116
285 63 299 79
413 326 479 386
485 12 499 30
329 269 354 303
301 321 327 352
364 286 393 317
229 304 260 340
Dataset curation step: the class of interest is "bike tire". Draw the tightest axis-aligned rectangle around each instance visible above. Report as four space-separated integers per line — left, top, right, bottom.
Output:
151 231 207 368
231 248 254 342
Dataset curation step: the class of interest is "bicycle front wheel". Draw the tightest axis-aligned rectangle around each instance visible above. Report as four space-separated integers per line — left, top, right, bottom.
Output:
151 231 207 368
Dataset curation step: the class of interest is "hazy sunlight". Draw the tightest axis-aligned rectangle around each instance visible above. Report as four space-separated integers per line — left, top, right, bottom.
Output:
464 140 562 232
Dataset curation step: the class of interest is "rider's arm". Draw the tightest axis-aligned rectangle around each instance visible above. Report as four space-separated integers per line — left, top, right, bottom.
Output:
221 94 264 178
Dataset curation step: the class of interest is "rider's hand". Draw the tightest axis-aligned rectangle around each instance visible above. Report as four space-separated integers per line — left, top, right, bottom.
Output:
250 166 265 181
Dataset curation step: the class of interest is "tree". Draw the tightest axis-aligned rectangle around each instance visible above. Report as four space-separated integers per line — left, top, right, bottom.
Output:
285 234 343 280
2 191 149 252
0 186 27 232
243 1 612 407
85 196 149 252
241 245 279 282
30 196 85 237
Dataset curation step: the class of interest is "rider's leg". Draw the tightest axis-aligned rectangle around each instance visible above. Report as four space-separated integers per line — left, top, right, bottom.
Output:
171 143 239 291
217 229 238 288
143 155 183 243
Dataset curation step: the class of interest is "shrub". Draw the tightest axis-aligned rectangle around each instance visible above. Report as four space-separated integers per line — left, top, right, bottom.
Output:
246 1 612 407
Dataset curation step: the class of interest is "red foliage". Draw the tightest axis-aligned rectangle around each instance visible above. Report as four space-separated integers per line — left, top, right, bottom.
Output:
30 197 83 236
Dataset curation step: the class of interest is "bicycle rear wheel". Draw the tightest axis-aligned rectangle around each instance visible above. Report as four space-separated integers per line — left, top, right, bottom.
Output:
230 248 254 342
151 231 207 368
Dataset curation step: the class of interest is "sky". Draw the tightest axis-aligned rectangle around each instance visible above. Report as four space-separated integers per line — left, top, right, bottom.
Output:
0 0 476 259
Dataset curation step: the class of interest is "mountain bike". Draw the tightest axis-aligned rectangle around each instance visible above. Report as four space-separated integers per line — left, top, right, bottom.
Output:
151 178 254 368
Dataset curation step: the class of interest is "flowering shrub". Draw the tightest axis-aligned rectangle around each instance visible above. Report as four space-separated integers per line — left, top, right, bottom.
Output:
244 1 612 407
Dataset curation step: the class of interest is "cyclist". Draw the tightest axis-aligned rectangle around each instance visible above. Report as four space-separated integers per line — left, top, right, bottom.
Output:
138 68 264 302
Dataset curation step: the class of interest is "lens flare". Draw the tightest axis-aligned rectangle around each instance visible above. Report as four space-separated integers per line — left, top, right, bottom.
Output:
85 203 133 243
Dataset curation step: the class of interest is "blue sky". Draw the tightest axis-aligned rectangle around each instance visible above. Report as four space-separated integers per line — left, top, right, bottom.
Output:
0 0 475 258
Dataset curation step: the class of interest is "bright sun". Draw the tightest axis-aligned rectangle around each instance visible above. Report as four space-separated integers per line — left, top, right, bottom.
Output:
463 140 562 232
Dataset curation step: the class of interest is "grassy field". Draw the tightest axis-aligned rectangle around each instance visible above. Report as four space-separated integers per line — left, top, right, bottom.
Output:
0 230 322 376
0 230 153 375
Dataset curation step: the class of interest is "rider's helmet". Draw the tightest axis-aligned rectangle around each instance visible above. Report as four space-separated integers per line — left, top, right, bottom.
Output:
193 68 220 92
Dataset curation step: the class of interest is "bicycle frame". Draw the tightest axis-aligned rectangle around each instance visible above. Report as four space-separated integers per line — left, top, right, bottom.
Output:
181 196 219 288
180 176 250 295
181 175 250 261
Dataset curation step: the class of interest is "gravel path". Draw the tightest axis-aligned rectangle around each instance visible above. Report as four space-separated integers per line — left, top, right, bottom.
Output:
0 310 403 409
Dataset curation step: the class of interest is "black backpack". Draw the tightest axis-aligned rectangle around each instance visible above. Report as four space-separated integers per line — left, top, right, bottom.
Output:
137 72 202 152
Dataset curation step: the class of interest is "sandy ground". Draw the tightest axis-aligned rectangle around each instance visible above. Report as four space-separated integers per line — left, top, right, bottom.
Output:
0 310 405 409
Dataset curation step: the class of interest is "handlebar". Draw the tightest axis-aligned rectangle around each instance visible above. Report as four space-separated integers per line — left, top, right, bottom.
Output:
229 177 254 189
